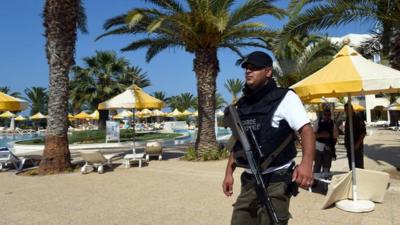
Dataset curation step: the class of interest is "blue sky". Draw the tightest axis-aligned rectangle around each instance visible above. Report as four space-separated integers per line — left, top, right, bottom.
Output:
1 0 373 113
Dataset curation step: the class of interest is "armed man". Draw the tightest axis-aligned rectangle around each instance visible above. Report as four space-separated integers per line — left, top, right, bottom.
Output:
222 51 315 225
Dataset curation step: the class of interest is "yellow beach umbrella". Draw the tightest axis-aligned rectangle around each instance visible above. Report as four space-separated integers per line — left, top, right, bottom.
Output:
292 45 400 100
30 112 47 120
98 85 164 110
192 111 198 117
0 111 17 118
386 103 400 111
74 111 91 119
15 115 27 121
167 108 182 117
335 103 365 112
151 109 164 116
0 92 28 111
140 108 152 116
303 97 339 105
68 113 75 120
290 45 400 212
181 110 192 116
113 110 133 119
89 110 99 120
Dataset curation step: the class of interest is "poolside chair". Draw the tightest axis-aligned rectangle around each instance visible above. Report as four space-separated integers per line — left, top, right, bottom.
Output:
0 147 39 171
144 141 163 161
79 150 118 174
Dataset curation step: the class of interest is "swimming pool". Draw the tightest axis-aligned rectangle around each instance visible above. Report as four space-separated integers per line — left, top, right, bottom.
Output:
0 134 39 148
169 127 231 146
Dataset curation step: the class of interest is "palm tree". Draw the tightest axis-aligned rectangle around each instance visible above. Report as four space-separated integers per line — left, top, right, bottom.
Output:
166 96 180 111
215 93 228 110
24 87 48 115
98 0 285 156
70 51 148 129
118 65 151 88
0 86 22 98
281 0 400 70
224 78 244 104
166 93 195 112
151 91 169 103
272 36 340 87
174 92 196 111
40 0 87 174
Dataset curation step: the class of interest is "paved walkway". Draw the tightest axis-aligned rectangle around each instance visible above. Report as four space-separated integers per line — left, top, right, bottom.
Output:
0 128 399 225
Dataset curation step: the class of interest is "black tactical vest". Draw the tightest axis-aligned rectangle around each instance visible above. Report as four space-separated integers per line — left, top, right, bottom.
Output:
232 86 297 169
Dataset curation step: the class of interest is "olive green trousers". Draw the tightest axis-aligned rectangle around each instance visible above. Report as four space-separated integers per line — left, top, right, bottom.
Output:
231 173 291 225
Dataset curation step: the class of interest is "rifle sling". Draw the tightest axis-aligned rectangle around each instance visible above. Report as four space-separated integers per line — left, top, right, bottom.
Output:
260 133 294 171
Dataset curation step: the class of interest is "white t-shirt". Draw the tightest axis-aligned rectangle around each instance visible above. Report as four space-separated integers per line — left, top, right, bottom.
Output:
244 90 310 174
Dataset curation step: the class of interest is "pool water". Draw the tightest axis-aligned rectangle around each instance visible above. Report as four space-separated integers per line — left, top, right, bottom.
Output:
169 127 231 146
0 134 39 148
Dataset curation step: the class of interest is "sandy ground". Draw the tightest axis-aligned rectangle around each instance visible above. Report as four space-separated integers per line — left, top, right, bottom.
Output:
0 128 399 225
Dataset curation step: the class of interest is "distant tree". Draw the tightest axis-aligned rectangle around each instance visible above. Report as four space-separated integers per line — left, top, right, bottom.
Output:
24 87 48 115
118 65 151 88
40 0 87 174
166 96 180 111
69 51 150 129
151 91 169 103
0 86 22 98
215 93 228 110
98 0 284 156
167 92 196 111
224 78 244 104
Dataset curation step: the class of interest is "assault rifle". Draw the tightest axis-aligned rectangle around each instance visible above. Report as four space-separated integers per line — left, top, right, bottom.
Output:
224 105 280 224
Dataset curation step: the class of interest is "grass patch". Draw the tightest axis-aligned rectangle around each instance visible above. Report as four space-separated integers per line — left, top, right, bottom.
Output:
16 130 182 145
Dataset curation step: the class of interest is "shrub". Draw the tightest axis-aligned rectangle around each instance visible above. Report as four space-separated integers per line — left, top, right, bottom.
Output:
182 147 197 161
183 147 229 161
202 148 230 161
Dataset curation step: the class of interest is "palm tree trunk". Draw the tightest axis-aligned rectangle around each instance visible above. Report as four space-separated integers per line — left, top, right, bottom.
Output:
389 27 400 70
193 48 219 158
39 0 78 174
98 110 109 130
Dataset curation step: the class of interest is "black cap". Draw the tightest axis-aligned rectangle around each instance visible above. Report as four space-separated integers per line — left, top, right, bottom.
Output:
241 51 273 69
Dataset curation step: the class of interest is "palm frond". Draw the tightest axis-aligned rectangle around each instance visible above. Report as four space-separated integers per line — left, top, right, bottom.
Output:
77 0 88 33
144 0 184 13
228 0 285 27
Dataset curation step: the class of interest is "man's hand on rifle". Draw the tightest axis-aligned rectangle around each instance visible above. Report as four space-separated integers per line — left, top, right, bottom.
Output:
223 174 234 197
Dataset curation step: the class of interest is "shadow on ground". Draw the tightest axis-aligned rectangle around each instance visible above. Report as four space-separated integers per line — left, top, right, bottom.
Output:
364 144 400 170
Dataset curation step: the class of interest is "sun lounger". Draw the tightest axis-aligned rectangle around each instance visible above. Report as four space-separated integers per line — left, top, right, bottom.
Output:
144 141 163 161
79 150 118 174
0 147 39 171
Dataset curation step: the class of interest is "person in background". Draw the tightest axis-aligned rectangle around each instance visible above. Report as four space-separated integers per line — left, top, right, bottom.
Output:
344 103 366 169
313 108 338 173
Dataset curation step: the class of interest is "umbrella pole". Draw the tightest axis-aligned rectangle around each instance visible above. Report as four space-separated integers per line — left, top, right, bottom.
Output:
132 109 136 154
335 94 374 212
347 96 358 201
